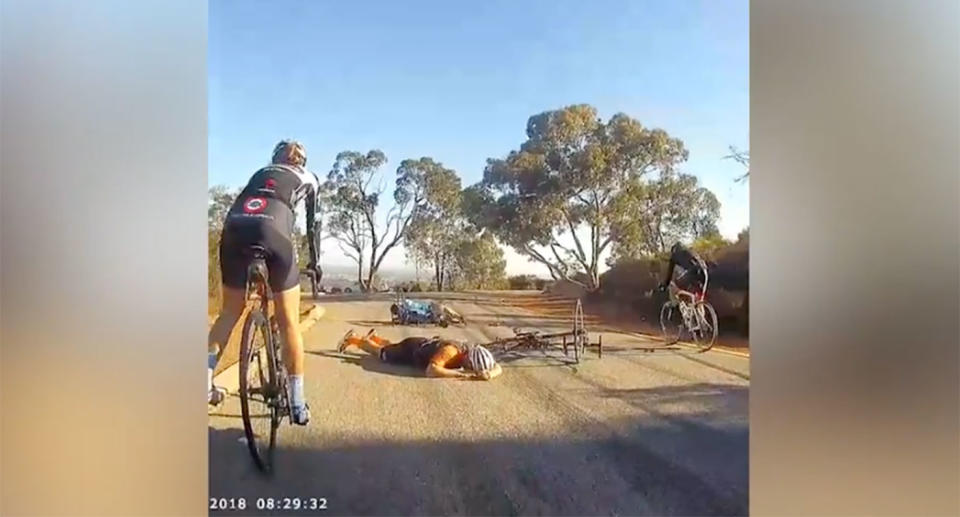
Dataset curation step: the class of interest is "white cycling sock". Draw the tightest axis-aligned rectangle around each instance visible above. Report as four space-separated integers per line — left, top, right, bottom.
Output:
208 353 218 391
289 375 305 407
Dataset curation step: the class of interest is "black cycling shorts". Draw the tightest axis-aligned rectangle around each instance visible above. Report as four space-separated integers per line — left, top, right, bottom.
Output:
379 337 443 368
219 216 299 292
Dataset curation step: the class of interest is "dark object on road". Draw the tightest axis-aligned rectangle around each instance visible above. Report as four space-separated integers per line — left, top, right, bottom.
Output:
390 292 465 328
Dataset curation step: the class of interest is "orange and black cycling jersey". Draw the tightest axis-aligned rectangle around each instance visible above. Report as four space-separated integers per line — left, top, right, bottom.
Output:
425 343 466 370
408 338 467 370
358 334 470 370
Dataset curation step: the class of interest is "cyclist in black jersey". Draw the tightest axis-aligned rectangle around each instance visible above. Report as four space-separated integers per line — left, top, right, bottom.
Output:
658 242 710 293
208 140 321 425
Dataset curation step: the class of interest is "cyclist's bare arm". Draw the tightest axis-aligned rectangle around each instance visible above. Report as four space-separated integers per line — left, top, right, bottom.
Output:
425 363 473 379
478 363 503 381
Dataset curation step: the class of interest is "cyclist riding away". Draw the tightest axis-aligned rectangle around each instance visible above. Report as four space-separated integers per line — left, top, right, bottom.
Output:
337 329 502 380
208 140 321 425
657 242 712 294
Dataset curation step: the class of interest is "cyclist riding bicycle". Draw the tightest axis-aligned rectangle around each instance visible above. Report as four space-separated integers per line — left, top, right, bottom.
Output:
337 329 502 380
208 140 321 425
657 242 711 294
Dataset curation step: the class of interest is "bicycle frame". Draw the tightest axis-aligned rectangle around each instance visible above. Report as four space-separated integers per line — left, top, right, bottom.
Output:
671 267 709 304
666 268 712 332
243 252 291 423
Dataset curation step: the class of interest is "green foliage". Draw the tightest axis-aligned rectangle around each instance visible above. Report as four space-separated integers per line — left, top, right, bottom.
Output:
507 274 544 291
323 150 426 291
208 185 239 313
208 185 236 232
452 231 508 290
208 228 222 315
736 227 749 245
607 172 721 265
690 233 732 261
467 104 696 291
402 158 465 291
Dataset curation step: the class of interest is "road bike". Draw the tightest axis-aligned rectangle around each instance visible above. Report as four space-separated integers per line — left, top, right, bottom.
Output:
659 268 719 352
236 245 293 474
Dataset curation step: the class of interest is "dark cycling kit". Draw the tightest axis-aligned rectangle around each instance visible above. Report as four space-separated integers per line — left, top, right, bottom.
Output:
378 337 470 370
220 163 320 292
660 243 709 291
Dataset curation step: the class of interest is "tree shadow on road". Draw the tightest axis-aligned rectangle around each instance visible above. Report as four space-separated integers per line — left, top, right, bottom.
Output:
209 382 748 516
345 319 397 327
306 350 423 378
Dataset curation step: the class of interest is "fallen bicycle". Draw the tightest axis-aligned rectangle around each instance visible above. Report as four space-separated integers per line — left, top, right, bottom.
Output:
485 299 602 364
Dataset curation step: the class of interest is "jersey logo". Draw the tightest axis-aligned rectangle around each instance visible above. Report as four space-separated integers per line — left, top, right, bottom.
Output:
243 197 268 214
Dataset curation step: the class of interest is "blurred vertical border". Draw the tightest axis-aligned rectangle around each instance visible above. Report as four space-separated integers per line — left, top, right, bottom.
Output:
1 1 207 515
751 0 958 515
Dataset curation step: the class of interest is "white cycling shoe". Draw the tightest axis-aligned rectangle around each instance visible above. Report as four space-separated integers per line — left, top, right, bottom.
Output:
290 403 311 426
208 386 228 406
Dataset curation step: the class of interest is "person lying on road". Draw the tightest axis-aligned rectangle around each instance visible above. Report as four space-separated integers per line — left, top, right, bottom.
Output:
337 329 502 380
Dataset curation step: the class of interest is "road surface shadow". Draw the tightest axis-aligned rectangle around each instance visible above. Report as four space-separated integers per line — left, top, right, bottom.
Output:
209 383 747 516
345 319 466 330
598 344 685 355
495 351 578 368
345 319 396 327
307 350 423 378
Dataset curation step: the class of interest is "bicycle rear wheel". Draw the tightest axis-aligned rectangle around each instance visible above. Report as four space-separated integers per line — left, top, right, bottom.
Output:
690 301 719 352
660 302 684 344
239 308 280 473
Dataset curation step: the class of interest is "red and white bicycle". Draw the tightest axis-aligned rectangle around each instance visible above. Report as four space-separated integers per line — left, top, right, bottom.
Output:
659 268 719 352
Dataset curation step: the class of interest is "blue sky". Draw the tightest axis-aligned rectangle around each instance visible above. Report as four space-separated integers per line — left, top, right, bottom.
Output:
209 0 748 274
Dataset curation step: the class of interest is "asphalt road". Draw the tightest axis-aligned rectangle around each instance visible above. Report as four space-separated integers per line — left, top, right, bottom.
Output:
209 292 749 516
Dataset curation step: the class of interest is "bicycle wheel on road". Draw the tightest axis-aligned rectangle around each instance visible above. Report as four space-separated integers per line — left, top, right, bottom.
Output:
659 302 684 344
572 299 586 363
690 301 718 352
239 308 280 473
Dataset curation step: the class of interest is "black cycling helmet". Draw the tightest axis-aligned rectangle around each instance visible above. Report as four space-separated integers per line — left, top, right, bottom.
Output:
272 140 307 167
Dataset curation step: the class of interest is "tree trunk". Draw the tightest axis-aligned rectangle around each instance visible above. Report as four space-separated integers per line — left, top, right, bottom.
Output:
588 264 600 291
356 259 364 291
365 266 377 293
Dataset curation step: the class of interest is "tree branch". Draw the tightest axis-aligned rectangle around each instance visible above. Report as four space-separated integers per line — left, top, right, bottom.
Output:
521 244 565 280
559 208 589 265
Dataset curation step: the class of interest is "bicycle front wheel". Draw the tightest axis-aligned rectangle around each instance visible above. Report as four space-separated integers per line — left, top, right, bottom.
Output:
239 308 280 473
690 301 719 352
660 302 684 344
